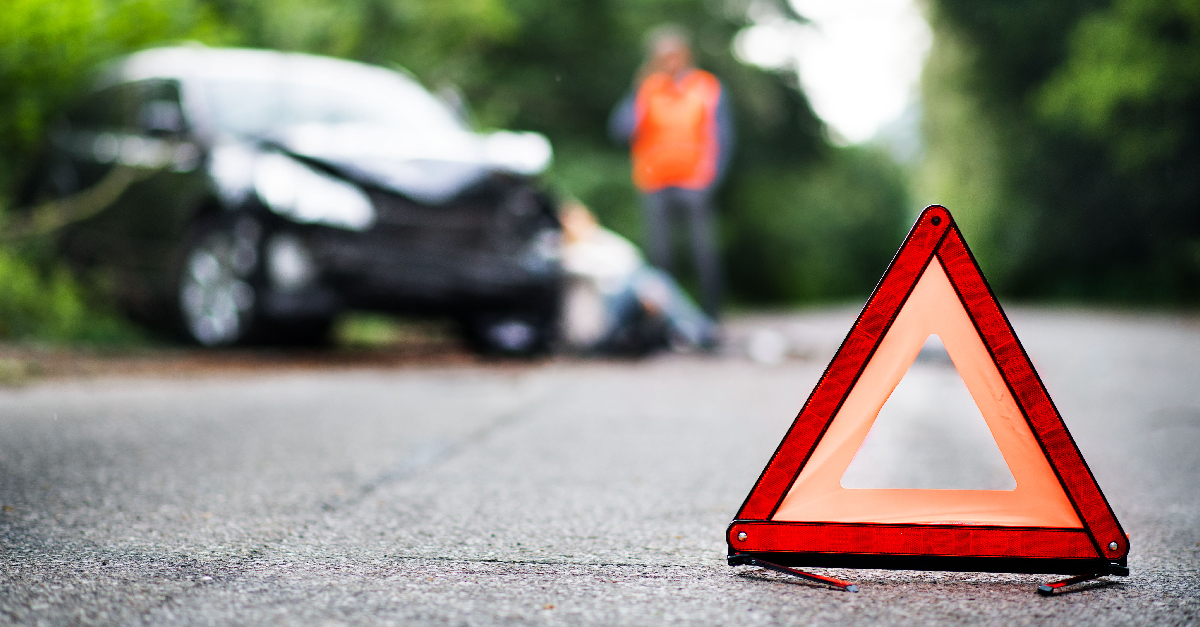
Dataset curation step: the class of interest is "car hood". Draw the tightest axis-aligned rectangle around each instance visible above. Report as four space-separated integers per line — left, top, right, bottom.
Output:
269 123 552 205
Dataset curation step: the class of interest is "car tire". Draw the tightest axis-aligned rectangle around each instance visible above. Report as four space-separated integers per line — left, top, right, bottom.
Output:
176 216 262 347
463 309 554 357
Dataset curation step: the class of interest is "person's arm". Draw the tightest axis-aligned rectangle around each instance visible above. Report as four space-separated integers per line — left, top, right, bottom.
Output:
714 86 736 185
608 91 637 145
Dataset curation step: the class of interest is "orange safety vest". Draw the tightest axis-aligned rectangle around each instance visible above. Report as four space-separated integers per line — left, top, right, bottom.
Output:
631 69 722 192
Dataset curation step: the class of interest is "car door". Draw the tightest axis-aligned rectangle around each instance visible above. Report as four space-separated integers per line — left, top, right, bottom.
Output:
56 78 208 315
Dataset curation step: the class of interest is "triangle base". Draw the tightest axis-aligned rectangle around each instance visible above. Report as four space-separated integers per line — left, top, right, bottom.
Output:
727 548 1125 577
728 519 1126 575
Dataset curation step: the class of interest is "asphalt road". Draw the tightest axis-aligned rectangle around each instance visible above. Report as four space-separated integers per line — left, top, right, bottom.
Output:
1 308 1197 625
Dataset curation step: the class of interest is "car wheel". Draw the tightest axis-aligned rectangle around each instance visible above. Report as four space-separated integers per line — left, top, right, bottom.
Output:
464 310 554 356
177 218 260 346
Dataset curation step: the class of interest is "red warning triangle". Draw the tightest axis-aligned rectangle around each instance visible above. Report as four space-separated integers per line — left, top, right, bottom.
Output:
728 206 1127 575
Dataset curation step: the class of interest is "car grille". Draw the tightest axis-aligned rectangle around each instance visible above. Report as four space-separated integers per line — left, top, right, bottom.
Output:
368 191 495 252
310 189 554 304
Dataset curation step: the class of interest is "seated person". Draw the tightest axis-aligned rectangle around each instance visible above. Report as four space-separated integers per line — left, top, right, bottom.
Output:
558 200 717 354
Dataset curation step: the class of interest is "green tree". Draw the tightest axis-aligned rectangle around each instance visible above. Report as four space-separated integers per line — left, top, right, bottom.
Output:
920 0 1200 302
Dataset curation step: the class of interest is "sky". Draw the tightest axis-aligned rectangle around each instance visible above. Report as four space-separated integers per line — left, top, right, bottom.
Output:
733 0 932 145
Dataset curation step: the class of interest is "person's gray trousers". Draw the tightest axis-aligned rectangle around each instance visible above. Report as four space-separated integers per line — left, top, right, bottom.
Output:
641 186 722 318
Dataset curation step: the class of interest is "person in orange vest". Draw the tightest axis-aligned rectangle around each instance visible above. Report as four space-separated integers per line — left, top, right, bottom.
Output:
609 25 734 320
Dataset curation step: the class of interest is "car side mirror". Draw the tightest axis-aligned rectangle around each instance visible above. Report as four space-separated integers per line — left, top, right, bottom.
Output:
139 100 186 137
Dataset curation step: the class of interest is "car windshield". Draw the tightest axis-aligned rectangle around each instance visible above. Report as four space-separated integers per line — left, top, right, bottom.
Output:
204 71 466 137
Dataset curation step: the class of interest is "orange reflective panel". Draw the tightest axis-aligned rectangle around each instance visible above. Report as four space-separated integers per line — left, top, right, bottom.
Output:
771 258 1082 527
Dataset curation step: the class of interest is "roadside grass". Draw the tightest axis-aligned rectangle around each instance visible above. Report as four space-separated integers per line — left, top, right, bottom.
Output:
0 247 144 346
334 312 461 351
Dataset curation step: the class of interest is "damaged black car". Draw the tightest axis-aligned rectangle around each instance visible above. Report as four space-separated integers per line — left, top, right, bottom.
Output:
18 46 563 353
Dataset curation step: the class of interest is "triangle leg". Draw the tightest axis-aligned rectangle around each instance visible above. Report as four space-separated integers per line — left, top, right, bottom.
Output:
1036 573 1107 596
729 554 859 592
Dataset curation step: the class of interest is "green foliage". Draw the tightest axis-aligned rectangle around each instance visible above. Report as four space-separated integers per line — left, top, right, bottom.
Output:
547 139 643 243
0 248 140 343
723 147 911 303
921 0 1200 302
1038 0 1200 171
915 24 1034 286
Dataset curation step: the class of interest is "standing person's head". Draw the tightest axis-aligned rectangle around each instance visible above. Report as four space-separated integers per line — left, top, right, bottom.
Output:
646 25 693 79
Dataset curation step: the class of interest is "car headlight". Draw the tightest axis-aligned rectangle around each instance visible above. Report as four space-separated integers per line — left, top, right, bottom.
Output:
254 152 375 231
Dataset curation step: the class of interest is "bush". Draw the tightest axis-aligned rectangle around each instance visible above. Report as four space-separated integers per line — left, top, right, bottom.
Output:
0 248 140 343
722 147 912 304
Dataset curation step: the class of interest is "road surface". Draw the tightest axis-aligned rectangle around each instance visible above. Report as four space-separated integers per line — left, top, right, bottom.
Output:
1 308 1197 625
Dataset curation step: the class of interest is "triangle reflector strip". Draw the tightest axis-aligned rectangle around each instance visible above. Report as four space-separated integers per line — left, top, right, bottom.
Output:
728 206 1128 575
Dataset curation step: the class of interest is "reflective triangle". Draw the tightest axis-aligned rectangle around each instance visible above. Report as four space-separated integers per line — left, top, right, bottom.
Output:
728 206 1128 574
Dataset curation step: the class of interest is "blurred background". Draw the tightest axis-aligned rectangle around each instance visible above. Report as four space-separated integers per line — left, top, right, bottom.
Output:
0 0 1196 350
